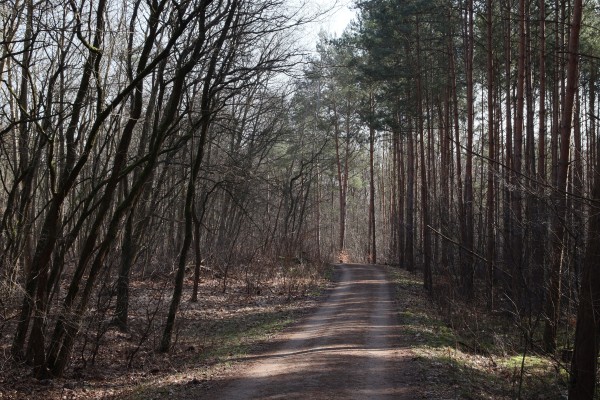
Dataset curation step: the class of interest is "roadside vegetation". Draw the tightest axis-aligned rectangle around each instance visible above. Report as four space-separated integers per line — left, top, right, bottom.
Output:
0 263 331 399
389 267 567 399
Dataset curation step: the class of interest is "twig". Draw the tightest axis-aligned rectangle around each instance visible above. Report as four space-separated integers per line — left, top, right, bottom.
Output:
426 225 513 279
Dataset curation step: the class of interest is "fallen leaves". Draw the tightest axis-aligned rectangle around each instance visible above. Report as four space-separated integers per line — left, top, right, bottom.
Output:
0 270 329 400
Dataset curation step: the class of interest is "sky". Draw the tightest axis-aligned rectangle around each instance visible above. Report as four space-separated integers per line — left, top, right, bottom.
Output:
316 0 357 38
270 0 358 82
297 0 357 51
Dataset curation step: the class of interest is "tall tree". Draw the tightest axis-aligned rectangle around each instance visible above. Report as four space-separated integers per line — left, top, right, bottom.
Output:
485 0 495 307
544 0 583 353
463 0 475 298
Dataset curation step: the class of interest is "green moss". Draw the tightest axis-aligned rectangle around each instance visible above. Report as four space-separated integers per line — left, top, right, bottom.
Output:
500 355 550 370
387 269 421 288
385 266 568 399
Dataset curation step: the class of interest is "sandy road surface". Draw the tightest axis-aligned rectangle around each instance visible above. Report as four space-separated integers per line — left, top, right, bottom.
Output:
209 264 420 399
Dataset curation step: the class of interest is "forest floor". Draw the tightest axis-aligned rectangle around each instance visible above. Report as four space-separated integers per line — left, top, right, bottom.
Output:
385 269 569 399
0 264 569 399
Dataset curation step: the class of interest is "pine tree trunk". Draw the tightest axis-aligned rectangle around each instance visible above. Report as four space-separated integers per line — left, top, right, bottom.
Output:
510 0 526 308
485 0 495 308
569 78 600 396
333 100 348 257
502 0 514 298
406 115 415 271
368 90 377 264
463 0 475 299
415 16 431 290
530 0 548 312
544 0 583 353
450 32 464 283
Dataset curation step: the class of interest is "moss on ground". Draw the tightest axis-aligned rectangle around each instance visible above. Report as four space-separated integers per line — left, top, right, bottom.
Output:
386 266 568 399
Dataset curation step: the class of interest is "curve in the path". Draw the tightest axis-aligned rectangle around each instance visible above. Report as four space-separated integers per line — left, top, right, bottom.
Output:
210 264 417 400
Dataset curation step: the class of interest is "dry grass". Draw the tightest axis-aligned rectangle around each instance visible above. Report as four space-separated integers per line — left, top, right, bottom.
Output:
0 262 332 399
387 266 568 399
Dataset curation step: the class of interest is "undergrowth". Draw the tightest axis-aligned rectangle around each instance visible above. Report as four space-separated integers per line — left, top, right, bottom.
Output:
387 266 568 399
0 262 333 400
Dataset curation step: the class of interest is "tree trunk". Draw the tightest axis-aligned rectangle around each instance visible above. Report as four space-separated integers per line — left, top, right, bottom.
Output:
485 0 495 308
569 83 600 396
12 0 108 362
114 209 135 331
333 99 348 258
160 0 238 352
405 117 415 272
368 90 376 264
529 0 548 312
463 0 475 298
450 28 464 286
502 0 514 299
544 0 583 353
511 0 526 308
415 16 431 291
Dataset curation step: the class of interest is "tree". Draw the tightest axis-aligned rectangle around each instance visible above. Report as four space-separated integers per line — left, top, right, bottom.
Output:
160 0 239 352
1 0 307 377
544 0 583 354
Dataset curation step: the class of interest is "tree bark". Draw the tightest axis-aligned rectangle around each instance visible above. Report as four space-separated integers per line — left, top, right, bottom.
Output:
463 0 475 298
415 16 431 291
160 0 238 352
511 0 526 308
368 90 376 264
485 0 495 308
544 0 583 353
569 84 600 396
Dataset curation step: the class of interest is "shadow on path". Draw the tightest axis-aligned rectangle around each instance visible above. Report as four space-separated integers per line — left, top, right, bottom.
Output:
206 264 421 400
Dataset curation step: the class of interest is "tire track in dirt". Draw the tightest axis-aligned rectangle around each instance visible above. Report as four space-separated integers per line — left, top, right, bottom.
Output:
208 264 419 399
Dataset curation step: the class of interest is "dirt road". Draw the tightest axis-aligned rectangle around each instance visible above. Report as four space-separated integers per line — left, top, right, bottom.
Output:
209 264 420 399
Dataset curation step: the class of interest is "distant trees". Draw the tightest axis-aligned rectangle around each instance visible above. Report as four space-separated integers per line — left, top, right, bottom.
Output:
294 0 600 397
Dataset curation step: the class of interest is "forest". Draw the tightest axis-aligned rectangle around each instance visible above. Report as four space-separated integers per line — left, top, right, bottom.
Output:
1 0 600 398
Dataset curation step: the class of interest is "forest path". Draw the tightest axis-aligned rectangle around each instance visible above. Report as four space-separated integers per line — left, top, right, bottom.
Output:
208 263 421 399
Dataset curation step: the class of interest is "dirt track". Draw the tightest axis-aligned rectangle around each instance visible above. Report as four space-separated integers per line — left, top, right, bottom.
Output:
209 264 420 399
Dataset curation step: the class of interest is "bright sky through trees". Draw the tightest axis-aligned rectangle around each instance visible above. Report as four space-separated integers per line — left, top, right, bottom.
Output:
299 0 356 50
317 0 356 37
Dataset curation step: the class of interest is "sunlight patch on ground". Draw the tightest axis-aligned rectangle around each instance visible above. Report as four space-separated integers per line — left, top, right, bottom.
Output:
386 266 568 399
